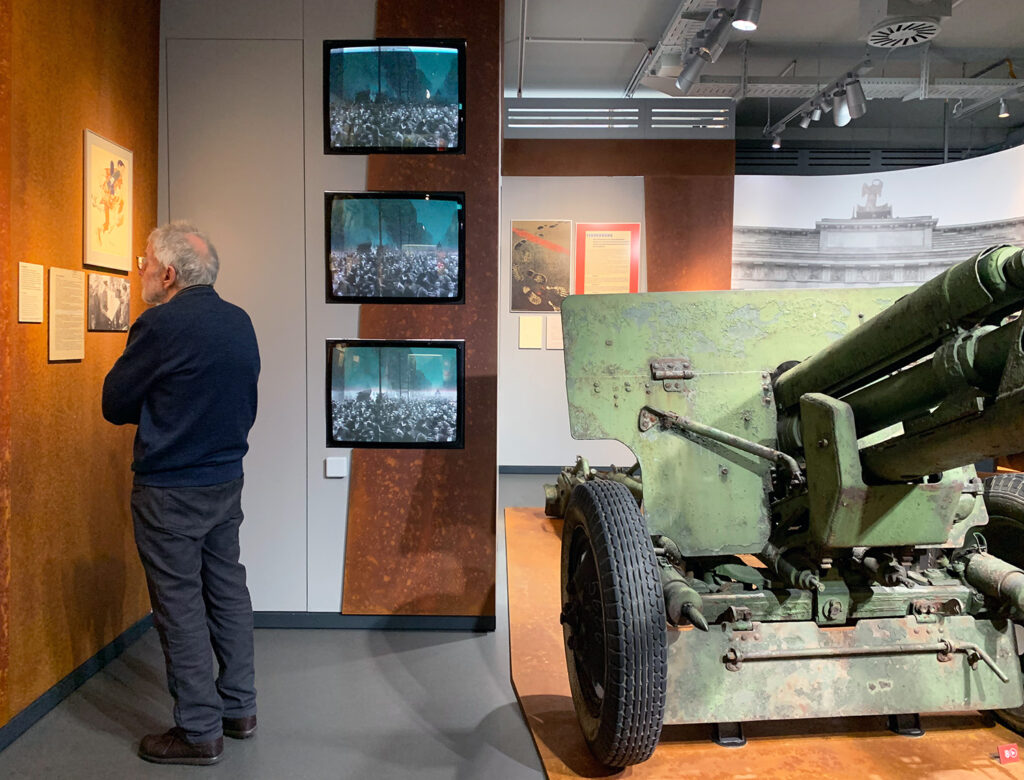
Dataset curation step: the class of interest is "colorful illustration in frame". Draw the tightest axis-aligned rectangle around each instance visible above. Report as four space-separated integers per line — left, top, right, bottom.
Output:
510 220 572 312
84 130 133 272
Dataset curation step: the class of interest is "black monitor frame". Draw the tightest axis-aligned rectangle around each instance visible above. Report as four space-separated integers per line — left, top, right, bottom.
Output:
324 191 466 304
323 38 467 155
325 338 466 449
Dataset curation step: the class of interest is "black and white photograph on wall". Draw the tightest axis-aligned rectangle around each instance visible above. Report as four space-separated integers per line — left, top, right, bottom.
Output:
323 39 466 154
732 144 1024 290
87 273 129 332
326 339 465 449
510 220 572 312
325 192 465 303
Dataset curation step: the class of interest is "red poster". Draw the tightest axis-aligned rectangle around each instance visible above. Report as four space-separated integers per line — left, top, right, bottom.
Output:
574 223 641 294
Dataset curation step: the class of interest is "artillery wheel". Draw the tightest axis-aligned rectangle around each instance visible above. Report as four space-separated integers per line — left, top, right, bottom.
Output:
983 473 1024 733
559 480 666 767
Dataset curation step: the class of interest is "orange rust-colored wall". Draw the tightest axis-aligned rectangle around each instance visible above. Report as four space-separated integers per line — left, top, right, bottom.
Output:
0 0 12 725
502 138 736 292
1 0 157 725
342 0 502 616
644 173 734 292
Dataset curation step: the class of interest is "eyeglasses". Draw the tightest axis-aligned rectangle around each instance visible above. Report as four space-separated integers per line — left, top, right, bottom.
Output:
136 255 146 270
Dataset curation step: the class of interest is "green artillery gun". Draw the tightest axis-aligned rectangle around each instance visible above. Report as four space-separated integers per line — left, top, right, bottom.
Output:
551 245 1024 767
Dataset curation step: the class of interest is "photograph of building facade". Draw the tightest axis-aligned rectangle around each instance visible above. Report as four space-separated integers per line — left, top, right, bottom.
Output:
734 181 1024 289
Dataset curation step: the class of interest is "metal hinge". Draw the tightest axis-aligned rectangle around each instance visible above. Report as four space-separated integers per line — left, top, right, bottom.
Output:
651 358 694 381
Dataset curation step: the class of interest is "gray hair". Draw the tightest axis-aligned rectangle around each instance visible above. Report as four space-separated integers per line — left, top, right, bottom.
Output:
147 221 220 287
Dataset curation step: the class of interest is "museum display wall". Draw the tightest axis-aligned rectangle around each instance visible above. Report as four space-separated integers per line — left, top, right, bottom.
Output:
0 0 158 729
497 140 1024 470
160 0 501 621
498 139 736 467
499 177 645 467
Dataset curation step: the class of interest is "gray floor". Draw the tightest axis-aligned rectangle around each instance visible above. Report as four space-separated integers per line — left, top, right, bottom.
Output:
0 474 552 779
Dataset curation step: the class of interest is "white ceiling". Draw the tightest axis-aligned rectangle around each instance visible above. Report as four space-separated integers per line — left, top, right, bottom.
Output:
505 0 1024 97
503 0 1024 146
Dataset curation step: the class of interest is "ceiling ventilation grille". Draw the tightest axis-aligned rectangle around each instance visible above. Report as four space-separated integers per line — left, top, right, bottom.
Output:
867 18 941 47
505 98 734 139
736 146 968 175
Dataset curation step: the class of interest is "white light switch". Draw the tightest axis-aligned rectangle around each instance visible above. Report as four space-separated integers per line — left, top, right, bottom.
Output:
325 457 348 478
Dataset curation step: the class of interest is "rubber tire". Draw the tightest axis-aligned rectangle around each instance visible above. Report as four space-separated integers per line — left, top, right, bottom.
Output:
560 480 667 767
983 473 1024 733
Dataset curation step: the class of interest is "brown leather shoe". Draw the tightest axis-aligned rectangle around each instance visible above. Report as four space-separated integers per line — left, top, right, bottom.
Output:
223 714 257 739
138 727 223 765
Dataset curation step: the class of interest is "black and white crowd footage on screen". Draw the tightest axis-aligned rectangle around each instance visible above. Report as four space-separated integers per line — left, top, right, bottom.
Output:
328 102 459 151
329 245 459 299
328 341 463 448
331 392 458 445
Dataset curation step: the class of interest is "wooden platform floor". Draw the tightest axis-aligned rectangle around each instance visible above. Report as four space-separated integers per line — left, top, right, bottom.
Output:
505 506 1024 779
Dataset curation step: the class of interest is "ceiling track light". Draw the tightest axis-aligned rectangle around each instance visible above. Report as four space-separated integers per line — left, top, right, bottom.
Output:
732 0 762 32
762 58 873 142
845 78 868 120
771 133 782 149
674 49 707 94
672 2 762 99
832 89 852 127
697 9 733 63
952 85 1023 121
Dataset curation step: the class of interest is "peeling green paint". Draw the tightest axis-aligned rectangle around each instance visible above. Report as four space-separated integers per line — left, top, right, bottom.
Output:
560 287 897 555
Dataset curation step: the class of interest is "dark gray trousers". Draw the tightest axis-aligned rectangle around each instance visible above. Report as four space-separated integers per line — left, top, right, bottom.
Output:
131 477 256 743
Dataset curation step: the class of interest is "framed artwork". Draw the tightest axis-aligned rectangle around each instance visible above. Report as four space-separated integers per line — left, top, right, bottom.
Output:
87 273 130 332
84 130 133 272
574 222 641 294
510 220 571 312
326 339 465 449
325 192 465 303
323 39 466 154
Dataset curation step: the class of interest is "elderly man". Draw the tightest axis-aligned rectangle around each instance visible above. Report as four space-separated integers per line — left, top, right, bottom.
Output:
103 221 260 765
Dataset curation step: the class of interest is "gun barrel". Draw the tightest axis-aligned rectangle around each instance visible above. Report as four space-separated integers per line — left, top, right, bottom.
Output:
841 321 1020 438
859 383 1024 481
773 245 1024 413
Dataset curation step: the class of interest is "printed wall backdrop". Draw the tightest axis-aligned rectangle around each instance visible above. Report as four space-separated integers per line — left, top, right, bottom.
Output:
732 144 1024 289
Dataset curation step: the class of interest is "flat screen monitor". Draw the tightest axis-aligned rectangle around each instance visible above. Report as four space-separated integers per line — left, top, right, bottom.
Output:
323 39 466 154
326 339 465 449
325 192 465 303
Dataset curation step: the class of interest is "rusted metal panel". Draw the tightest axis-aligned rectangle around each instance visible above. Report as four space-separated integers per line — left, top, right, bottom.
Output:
343 0 501 617
662 616 1022 724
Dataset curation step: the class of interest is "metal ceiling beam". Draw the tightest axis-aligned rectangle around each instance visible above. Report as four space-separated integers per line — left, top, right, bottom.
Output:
640 74 1022 100
516 0 528 98
626 0 720 97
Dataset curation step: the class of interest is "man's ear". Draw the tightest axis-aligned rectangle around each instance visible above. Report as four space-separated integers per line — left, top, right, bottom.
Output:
163 264 177 288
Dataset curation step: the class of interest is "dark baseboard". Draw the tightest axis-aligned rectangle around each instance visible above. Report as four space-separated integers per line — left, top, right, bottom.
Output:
0 613 154 753
253 612 495 632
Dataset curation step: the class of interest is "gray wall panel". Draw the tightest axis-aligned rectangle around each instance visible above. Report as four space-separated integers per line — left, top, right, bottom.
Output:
162 0 304 39
161 0 376 614
302 0 374 612
166 37 307 610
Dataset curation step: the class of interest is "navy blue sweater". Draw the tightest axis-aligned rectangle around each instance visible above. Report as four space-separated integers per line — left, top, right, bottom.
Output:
102 285 260 487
